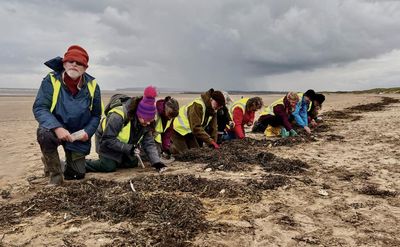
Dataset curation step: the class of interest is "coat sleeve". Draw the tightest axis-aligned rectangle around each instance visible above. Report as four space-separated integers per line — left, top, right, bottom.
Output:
32 75 63 130
188 103 214 144
161 121 173 151
141 129 161 165
232 107 245 139
274 105 293 131
99 113 132 155
83 83 102 137
208 114 218 142
292 101 307 127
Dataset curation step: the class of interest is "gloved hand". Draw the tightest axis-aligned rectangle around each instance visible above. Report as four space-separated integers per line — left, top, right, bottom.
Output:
281 128 290 138
304 126 311 134
153 162 167 173
289 129 298 136
210 140 220 149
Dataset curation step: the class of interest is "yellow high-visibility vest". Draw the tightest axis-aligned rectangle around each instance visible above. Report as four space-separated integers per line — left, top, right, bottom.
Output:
173 98 213 136
260 97 284 116
49 72 104 114
101 106 131 143
154 114 172 144
229 98 248 119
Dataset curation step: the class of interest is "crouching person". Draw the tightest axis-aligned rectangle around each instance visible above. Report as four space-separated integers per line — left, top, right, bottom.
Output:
308 93 325 127
33 45 102 186
223 97 263 140
291 90 316 134
85 86 167 173
154 96 179 158
170 88 226 154
252 92 299 138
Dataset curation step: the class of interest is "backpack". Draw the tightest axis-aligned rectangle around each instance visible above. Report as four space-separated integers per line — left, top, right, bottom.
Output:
104 94 131 116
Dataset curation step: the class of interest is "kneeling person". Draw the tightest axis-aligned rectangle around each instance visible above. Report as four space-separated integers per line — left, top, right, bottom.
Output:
86 86 166 173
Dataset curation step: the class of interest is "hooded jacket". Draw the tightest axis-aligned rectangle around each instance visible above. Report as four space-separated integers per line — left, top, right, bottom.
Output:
187 89 218 144
292 95 310 128
32 56 102 154
95 97 160 164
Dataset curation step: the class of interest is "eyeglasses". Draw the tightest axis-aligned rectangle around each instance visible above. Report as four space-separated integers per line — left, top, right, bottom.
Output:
66 60 85 67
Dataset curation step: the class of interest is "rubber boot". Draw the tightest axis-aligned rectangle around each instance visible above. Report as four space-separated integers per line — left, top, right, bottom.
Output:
43 151 64 186
41 156 49 177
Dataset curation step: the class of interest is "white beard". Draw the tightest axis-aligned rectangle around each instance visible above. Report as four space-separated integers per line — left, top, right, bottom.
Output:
66 70 81 79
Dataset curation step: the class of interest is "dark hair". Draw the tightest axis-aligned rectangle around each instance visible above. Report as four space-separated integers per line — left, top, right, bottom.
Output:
246 97 263 111
314 93 325 105
304 89 316 101
164 96 179 118
211 90 226 106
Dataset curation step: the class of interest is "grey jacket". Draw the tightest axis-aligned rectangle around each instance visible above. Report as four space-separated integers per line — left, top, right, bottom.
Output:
95 97 160 164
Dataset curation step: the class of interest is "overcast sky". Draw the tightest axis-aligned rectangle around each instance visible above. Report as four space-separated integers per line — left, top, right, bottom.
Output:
1 0 400 91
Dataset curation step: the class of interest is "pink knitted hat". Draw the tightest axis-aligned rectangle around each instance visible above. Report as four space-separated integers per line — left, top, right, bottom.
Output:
136 86 158 121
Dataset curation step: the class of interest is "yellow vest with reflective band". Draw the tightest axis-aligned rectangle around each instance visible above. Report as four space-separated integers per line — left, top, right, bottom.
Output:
229 98 248 120
260 97 284 116
297 93 312 111
49 72 104 114
101 106 131 144
173 98 213 136
154 114 172 144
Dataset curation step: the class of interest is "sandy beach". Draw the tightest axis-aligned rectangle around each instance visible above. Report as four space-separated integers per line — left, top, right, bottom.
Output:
0 93 399 246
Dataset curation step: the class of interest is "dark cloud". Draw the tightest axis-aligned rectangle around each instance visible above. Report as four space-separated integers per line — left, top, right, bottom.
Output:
1 0 400 90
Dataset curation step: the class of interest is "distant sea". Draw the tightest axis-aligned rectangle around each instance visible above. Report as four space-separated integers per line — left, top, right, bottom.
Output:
0 88 37 96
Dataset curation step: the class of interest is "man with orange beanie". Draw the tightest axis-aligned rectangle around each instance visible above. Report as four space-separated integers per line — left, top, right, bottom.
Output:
33 45 102 186
85 86 167 173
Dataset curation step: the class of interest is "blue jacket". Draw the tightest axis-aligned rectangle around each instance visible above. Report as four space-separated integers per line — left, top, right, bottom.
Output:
33 57 102 154
292 96 309 128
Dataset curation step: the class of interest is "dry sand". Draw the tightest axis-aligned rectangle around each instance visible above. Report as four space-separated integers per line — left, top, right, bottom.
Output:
0 93 399 246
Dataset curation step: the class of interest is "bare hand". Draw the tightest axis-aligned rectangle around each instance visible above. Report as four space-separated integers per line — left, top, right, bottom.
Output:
304 126 311 134
310 119 318 127
80 131 89 142
54 127 72 142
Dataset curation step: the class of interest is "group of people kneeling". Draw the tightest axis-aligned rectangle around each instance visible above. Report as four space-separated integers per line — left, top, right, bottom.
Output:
33 45 325 186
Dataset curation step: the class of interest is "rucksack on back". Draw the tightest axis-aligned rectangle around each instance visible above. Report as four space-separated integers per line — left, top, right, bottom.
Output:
104 94 131 116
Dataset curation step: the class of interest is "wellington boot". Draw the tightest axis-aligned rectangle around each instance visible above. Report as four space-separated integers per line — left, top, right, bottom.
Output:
48 173 64 186
41 156 50 177
42 151 63 186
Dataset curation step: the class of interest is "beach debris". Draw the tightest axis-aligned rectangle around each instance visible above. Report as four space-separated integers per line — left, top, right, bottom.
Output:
205 168 212 172
318 189 329 196
129 180 136 192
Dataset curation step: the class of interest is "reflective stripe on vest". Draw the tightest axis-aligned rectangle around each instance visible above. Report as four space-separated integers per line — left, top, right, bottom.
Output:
297 92 312 111
260 97 284 116
101 106 131 144
154 114 172 144
173 98 212 136
229 98 249 120
49 72 98 113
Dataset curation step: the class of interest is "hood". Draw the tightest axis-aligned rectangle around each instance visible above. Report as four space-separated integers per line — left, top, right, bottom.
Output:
200 89 216 115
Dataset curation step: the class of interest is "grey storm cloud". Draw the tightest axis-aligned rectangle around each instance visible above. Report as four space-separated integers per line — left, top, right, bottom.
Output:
1 0 400 90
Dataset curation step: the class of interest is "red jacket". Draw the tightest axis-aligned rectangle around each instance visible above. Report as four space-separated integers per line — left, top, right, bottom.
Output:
230 107 255 139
